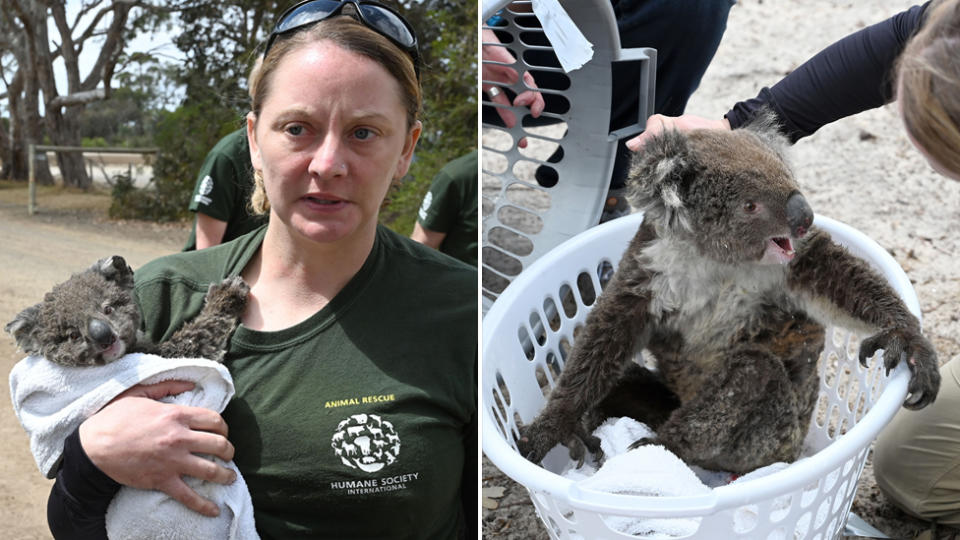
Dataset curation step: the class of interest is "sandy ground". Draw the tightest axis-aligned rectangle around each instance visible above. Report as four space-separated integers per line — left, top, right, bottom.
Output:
482 1 960 539
0 184 189 538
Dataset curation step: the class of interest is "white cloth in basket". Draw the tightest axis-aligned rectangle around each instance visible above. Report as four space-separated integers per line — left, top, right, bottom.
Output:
562 417 801 538
9 352 259 540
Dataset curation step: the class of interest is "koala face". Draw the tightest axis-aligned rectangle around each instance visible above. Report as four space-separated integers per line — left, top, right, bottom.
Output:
5 256 141 366
627 118 813 266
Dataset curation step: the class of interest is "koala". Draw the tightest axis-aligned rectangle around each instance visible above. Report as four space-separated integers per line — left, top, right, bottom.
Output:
517 118 941 474
5 255 248 365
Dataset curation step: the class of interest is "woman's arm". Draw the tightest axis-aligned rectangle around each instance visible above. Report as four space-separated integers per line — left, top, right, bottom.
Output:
627 4 930 150
195 213 229 250
725 3 930 142
47 428 119 539
46 381 237 538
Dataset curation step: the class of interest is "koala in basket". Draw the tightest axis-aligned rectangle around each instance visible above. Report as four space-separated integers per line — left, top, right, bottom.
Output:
5 255 247 365
517 116 941 475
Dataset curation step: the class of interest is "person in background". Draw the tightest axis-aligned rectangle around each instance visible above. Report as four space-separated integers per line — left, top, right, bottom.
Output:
411 149 477 266
184 58 267 251
183 127 266 250
46 2 476 538
627 2 960 535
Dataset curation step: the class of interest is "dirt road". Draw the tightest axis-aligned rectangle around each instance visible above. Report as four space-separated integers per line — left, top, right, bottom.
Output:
0 185 188 538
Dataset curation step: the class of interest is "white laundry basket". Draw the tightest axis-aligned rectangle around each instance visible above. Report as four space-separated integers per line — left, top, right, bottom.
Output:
482 212 915 540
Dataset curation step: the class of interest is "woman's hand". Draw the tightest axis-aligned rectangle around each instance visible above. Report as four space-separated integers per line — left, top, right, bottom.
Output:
78 380 237 517
482 28 545 148
626 114 731 151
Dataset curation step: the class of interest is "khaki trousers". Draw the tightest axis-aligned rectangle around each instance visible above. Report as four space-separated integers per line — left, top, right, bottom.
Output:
874 357 960 528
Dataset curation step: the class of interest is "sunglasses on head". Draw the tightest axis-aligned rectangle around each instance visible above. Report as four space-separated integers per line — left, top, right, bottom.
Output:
264 0 421 80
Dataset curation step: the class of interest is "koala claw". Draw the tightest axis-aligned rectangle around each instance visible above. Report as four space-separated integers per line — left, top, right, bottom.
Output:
568 432 603 468
516 427 558 465
627 437 658 451
518 412 601 467
904 356 941 410
204 276 250 316
859 327 940 409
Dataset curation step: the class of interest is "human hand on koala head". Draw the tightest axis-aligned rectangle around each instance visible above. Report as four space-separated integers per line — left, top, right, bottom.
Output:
626 113 732 152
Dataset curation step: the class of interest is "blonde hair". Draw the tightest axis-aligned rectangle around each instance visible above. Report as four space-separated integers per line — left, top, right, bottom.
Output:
246 56 263 100
248 15 422 214
897 0 960 178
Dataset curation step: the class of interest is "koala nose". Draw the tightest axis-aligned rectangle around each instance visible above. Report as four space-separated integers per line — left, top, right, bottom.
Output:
786 192 813 238
87 318 116 348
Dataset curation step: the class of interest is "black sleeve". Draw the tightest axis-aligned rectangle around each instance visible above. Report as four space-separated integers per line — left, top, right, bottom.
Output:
725 3 930 142
47 427 121 540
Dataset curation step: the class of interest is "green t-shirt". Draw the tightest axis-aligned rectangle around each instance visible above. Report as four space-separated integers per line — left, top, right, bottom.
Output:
184 128 267 251
416 151 478 266
135 225 477 539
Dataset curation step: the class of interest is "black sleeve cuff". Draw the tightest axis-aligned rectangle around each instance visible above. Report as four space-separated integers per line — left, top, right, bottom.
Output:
47 427 121 540
725 87 809 143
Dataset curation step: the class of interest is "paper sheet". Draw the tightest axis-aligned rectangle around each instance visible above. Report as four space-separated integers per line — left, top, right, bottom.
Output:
531 0 594 72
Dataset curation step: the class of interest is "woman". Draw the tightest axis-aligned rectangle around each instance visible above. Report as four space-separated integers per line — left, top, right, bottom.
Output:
48 2 477 538
627 0 960 532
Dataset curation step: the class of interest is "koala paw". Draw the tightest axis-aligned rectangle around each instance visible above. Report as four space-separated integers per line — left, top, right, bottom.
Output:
204 276 250 317
859 327 941 409
517 413 602 468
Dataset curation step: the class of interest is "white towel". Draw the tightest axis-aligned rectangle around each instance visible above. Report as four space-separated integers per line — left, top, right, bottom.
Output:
560 418 710 538
9 353 259 540
560 417 828 539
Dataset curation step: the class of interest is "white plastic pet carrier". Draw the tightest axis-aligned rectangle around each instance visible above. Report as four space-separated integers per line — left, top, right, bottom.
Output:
481 0 656 312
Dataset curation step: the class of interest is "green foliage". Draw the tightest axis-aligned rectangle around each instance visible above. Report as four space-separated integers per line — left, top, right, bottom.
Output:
171 1 281 109
112 1 278 221
381 0 478 235
111 104 243 221
108 172 152 219
82 137 109 148
109 0 476 230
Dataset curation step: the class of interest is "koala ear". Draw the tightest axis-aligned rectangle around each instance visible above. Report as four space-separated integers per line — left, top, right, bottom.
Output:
626 128 695 231
92 255 134 288
739 107 792 166
5 304 42 354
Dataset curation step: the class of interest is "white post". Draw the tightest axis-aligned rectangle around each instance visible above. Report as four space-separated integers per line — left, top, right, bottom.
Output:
28 143 36 215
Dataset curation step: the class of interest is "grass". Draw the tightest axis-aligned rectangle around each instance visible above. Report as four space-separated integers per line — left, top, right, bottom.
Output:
0 179 112 215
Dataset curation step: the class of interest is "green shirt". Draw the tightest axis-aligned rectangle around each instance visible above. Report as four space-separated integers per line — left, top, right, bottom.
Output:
184 128 266 251
416 151 478 266
135 225 477 539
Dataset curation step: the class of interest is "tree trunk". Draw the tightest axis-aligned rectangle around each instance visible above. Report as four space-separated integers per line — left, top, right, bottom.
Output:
45 105 91 188
53 151 88 188
6 0 55 185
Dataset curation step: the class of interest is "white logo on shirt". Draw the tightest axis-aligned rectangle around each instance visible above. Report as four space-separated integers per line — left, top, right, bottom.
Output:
417 192 433 221
195 175 214 205
331 413 400 473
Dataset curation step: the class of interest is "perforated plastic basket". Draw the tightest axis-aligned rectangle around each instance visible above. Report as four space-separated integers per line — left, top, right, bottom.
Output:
482 212 914 540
